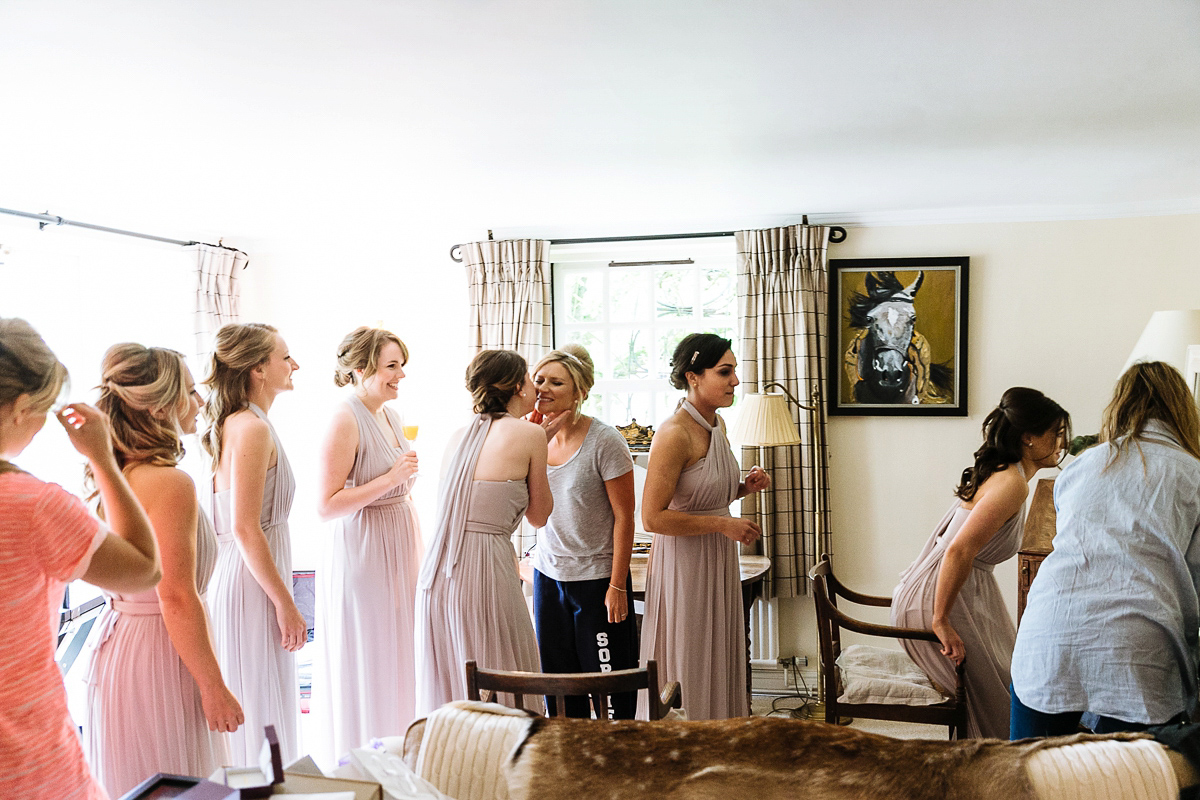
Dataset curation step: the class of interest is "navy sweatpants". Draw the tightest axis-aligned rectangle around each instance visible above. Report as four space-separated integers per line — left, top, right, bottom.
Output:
533 570 640 718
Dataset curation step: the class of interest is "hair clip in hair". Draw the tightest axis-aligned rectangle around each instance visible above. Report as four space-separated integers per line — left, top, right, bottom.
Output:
690 350 699 365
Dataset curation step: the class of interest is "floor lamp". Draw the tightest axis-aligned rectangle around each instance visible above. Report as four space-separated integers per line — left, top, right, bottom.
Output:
728 381 830 717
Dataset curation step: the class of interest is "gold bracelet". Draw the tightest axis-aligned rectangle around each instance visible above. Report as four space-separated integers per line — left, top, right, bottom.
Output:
609 583 626 593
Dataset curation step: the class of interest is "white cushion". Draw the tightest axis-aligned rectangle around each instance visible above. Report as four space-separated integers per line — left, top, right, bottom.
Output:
835 644 949 706
414 701 535 800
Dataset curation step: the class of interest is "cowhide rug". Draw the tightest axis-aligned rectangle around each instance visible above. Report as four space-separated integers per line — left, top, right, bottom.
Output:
504 715 1147 800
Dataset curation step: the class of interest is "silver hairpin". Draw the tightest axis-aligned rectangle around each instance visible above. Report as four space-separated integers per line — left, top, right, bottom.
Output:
690 350 699 365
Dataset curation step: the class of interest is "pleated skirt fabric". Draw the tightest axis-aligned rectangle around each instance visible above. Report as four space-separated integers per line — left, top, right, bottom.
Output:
85 605 230 798
208 521 299 766
638 527 748 720
313 497 422 762
416 528 541 714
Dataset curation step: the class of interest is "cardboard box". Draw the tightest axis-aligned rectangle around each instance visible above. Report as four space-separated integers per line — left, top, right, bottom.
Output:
275 771 382 800
119 773 239 800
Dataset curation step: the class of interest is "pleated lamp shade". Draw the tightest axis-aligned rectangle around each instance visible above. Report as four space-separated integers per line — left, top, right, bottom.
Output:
728 393 802 446
1123 310 1200 375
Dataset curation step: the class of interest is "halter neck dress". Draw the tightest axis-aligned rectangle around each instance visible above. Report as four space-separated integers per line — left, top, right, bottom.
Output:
85 498 229 798
890 463 1027 739
313 396 422 763
208 402 300 765
638 400 749 720
414 414 541 714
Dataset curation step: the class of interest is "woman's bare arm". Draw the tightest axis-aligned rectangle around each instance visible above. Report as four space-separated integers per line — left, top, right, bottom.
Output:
225 414 306 652
315 405 416 520
132 466 243 732
641 418 760 544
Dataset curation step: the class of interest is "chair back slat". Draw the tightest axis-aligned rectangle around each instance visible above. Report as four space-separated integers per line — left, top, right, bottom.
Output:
463 660 681 720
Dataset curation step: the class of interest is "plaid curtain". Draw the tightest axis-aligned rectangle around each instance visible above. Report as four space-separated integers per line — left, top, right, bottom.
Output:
462 238 553 557
463 239 553 366
736 225 832 598
193 244 246 377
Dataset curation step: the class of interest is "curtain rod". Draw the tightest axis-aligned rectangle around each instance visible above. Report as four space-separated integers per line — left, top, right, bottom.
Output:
0 206 242 253
449 223 848 263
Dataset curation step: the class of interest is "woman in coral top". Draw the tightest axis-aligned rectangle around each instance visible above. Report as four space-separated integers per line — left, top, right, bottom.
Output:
0 318 160 800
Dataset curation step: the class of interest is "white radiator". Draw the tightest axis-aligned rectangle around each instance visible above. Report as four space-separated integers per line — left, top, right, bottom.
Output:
748 595 780 662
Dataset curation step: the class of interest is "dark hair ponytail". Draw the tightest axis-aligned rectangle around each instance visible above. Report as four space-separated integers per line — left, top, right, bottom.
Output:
954 386 1070 501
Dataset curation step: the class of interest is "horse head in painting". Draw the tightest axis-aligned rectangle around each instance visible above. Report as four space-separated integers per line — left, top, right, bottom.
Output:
846 271 952 405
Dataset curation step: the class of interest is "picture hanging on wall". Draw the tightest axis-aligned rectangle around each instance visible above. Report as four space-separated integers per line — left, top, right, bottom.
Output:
828 256 969 416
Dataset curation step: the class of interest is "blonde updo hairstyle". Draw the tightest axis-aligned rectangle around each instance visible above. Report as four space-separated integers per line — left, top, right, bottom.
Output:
201 322 278 471
466 349 527 417
334 327 408 387
533 343 595 421
0 318 69 474
96 344 191 470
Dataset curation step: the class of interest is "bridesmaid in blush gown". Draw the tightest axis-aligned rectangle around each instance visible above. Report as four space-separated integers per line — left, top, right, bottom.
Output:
638 333 770 720
85 345 241 798
415 349 556 713
313 327 421 763
890 387 1069 739
202 323 304 765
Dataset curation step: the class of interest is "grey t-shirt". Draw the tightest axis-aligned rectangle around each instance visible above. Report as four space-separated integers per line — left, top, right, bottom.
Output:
532 419 634 582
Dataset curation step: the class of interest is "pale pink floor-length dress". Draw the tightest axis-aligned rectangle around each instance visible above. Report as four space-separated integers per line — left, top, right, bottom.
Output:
638 400 748 720
208 403 299 765
415 414 540 714
890 464 1027 739
312 396 422 762
85 506 230 798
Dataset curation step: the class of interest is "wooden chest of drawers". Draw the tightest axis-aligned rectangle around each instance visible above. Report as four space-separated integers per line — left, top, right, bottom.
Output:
1017 477 1057 625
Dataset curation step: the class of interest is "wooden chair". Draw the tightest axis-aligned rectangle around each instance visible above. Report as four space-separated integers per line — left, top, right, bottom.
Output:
464 660 682 720
808 555 967 739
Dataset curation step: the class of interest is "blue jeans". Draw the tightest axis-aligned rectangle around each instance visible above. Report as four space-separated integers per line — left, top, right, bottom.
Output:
1010 684 1185 739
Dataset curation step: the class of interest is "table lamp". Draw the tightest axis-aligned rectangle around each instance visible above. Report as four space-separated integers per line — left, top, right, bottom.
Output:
728 381 811 447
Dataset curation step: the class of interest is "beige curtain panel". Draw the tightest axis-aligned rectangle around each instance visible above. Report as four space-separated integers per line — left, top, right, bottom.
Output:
193 244 246 376
462 238 553 558
463 239 553 365
736 225 833 598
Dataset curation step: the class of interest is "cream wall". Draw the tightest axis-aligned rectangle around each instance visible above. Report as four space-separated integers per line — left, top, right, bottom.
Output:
778 212 1200 660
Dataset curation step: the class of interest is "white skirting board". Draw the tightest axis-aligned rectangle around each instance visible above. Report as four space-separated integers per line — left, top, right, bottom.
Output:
750 660 819 696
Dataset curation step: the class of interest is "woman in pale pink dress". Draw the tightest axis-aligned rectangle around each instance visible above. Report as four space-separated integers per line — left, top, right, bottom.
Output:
639 333 770 720
415 349 554 713
891 386 1069 738
314 327 421 761
85 344 242 797
202 323 304 765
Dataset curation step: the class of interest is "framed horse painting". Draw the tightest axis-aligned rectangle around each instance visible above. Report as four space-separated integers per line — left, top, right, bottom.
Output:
828 256 969 416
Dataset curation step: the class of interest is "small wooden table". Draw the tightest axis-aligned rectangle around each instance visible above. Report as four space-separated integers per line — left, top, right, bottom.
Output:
520 551 772 709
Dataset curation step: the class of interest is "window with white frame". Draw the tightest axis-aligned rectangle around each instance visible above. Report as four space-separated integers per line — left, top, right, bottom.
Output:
550 237 739 430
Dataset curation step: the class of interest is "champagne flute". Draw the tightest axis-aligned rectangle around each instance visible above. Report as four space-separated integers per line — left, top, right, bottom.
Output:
401 423 419 480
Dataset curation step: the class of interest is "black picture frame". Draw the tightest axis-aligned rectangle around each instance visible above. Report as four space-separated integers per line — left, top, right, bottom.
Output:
828 256 969 416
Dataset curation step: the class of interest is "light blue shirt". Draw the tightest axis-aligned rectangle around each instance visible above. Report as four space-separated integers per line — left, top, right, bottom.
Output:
1011 420 1200 723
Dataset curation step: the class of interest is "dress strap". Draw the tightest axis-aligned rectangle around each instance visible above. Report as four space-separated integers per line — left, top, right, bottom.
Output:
680 399 713 431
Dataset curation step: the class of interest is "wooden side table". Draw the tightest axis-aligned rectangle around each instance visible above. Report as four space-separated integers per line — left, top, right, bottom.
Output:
1017 477 1057 625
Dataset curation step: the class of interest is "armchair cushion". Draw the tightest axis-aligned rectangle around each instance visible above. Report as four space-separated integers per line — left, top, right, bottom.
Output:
835 644 949 706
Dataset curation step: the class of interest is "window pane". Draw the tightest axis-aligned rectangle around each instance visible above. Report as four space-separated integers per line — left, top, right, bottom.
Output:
703 268 736 318
655 269 694 319
609 270 650 323
564 272 603 323
559 330 605 380
611 327 650 379
606 391 653 427
656 391 680 427
656 326 692 380
582 391 603 419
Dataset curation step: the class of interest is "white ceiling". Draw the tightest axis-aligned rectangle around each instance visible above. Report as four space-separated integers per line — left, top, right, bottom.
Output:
2 0 1198 238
